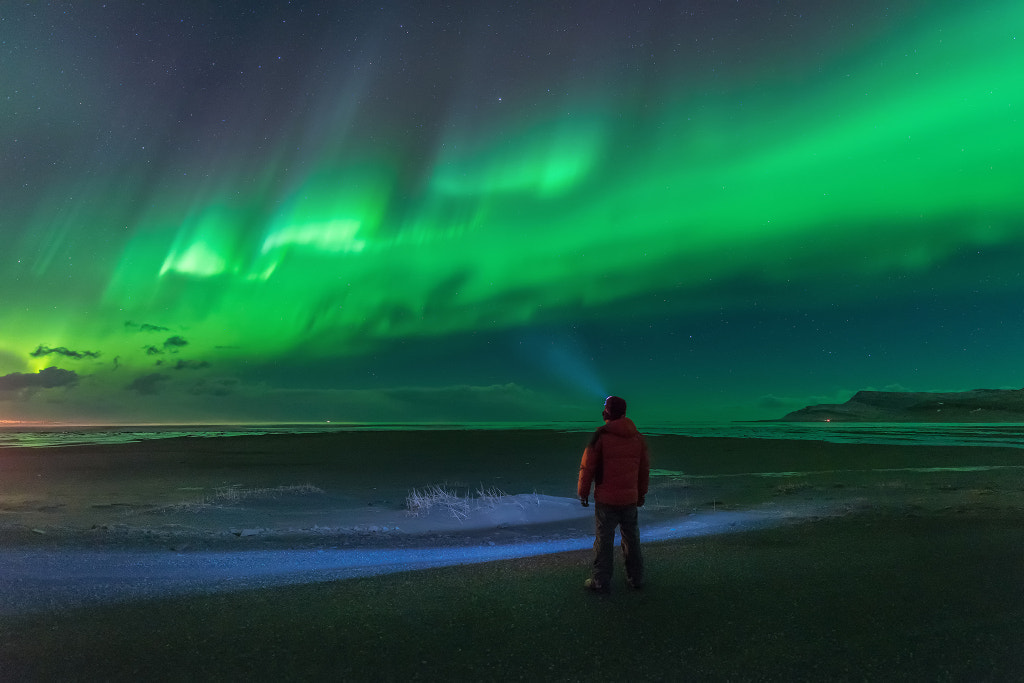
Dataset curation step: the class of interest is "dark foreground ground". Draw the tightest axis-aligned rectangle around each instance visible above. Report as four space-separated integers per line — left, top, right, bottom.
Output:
2 511 1021 681
1 431 1022 680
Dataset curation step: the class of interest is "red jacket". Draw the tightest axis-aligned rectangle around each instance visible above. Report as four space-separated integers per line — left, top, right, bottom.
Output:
578 417 650 506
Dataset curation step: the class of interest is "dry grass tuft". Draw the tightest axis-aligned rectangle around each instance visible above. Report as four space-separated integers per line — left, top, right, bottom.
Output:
405 484 532 520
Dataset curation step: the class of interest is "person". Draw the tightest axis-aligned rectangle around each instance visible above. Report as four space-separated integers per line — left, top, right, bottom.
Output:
577 395 650 593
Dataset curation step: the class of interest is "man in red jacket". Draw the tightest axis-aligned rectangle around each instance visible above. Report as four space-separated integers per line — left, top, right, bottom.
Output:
578 395 650 593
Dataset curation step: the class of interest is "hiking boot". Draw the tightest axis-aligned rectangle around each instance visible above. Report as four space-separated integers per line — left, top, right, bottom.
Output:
626 578 644 590
584 578 609 594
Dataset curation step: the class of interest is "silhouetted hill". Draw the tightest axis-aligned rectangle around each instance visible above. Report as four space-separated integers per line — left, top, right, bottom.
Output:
779 389 1024 422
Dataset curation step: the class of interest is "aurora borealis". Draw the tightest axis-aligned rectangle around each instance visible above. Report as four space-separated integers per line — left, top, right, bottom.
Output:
2 1 1022 424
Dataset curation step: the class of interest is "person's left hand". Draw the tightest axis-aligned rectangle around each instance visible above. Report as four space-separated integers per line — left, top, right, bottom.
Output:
637 495 645 507
580 496 589 507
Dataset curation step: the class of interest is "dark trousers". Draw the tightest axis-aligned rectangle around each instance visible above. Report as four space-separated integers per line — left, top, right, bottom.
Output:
592 502 643 586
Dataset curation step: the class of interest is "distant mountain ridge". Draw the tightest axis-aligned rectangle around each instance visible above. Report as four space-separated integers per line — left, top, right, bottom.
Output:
779 389 1024 422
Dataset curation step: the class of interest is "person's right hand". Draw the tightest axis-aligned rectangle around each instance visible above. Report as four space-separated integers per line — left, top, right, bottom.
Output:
580 496 589 507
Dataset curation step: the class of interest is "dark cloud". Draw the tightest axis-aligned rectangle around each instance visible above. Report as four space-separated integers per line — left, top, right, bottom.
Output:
174 360 210 370
140 337 189 356
125 321 171 333
127 373 169 395
30 345 101 360
163 336 188 351
0 366 79 391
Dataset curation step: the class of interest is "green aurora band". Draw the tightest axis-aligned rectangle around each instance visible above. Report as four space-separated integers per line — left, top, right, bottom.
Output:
2 0 1022 422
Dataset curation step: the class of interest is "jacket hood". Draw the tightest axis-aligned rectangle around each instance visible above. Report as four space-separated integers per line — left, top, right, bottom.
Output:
603 417 638 438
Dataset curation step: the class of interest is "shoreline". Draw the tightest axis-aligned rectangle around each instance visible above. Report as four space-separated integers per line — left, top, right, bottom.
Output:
2 430 1022 550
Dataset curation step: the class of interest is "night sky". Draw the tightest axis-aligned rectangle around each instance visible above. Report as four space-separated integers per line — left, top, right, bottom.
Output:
2 1 1022 425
